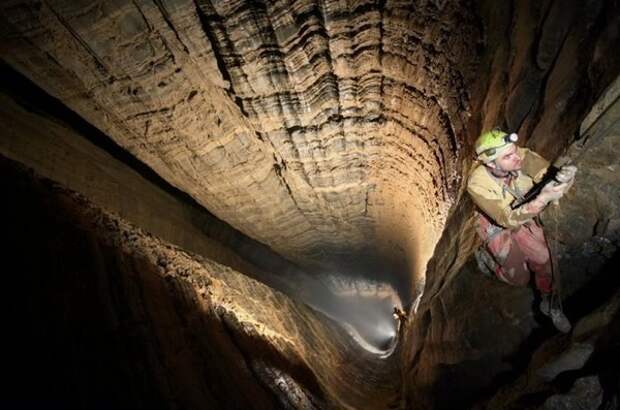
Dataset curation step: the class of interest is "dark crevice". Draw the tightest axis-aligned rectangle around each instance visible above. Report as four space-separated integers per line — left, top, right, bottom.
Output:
153 0 191 55
43 2 111 76
563 248 620 321
0 59 313 301
0 60 192 206
195 1 249 116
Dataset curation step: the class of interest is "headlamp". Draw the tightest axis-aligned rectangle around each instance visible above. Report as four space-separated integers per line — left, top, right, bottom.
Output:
480 132 518 157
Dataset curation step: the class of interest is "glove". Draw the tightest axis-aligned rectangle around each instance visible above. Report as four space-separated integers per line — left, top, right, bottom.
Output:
537 180 569 204
556 165 577 184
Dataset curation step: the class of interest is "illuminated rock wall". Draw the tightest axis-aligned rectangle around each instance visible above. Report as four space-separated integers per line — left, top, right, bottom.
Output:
0 0 479 286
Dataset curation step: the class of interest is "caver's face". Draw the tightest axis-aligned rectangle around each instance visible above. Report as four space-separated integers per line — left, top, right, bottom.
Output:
489 144 522 173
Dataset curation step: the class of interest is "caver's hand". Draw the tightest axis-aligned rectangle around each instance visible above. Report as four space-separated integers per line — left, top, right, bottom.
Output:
538 180 569 203
556 165 577 184
527 180 570 213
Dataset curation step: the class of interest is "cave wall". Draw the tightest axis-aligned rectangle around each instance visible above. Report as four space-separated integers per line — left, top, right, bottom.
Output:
1 156 401 409
1 1 619 408
471 0 620 158
550 75 620 299
0 66 339 305
0 69 406 352
0 0 481 285
403 1 620 407
0 82 260 278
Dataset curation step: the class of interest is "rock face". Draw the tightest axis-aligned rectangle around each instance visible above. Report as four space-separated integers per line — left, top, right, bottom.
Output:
480 288 620 409
404 2 620 407
0 65 336 310
1 157 400 409
550 75 620 300
472 0 620 156
0 69 403 355
0 0 479 288
1 1 620 409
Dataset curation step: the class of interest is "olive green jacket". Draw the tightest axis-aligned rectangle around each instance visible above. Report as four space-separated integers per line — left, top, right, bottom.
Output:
467 147 549 230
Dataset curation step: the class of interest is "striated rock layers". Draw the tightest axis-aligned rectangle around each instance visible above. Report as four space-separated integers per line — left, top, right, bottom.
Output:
0 0 480 291
2 1 620 409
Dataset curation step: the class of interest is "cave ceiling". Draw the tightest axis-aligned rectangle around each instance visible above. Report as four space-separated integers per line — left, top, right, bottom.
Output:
0 0 480 282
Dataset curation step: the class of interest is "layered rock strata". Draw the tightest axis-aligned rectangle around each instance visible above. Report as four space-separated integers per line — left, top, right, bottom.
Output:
0 67 403 352
1 1 620 408
0 0 479 290
0 65 317 310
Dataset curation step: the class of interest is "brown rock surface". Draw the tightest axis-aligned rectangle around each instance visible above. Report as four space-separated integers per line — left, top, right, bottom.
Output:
403 2 620 408
0 67 403 355
1 1 620 409
0 0 479 283
478 288 620 409
0 65 332 311
2 156 400 409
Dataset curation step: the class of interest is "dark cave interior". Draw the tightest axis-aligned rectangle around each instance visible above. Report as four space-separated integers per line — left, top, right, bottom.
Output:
1 1 620 409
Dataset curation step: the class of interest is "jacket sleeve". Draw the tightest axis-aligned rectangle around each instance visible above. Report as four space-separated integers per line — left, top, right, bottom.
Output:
519 147 550 183
467 181 538 230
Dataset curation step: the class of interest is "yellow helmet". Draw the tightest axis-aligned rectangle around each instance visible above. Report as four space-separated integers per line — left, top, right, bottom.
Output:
475 129 518 163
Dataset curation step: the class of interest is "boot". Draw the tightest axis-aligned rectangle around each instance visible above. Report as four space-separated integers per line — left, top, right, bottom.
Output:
540 295 572 334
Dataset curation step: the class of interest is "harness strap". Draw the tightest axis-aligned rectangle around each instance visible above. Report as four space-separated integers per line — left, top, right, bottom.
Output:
483 224 505 247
